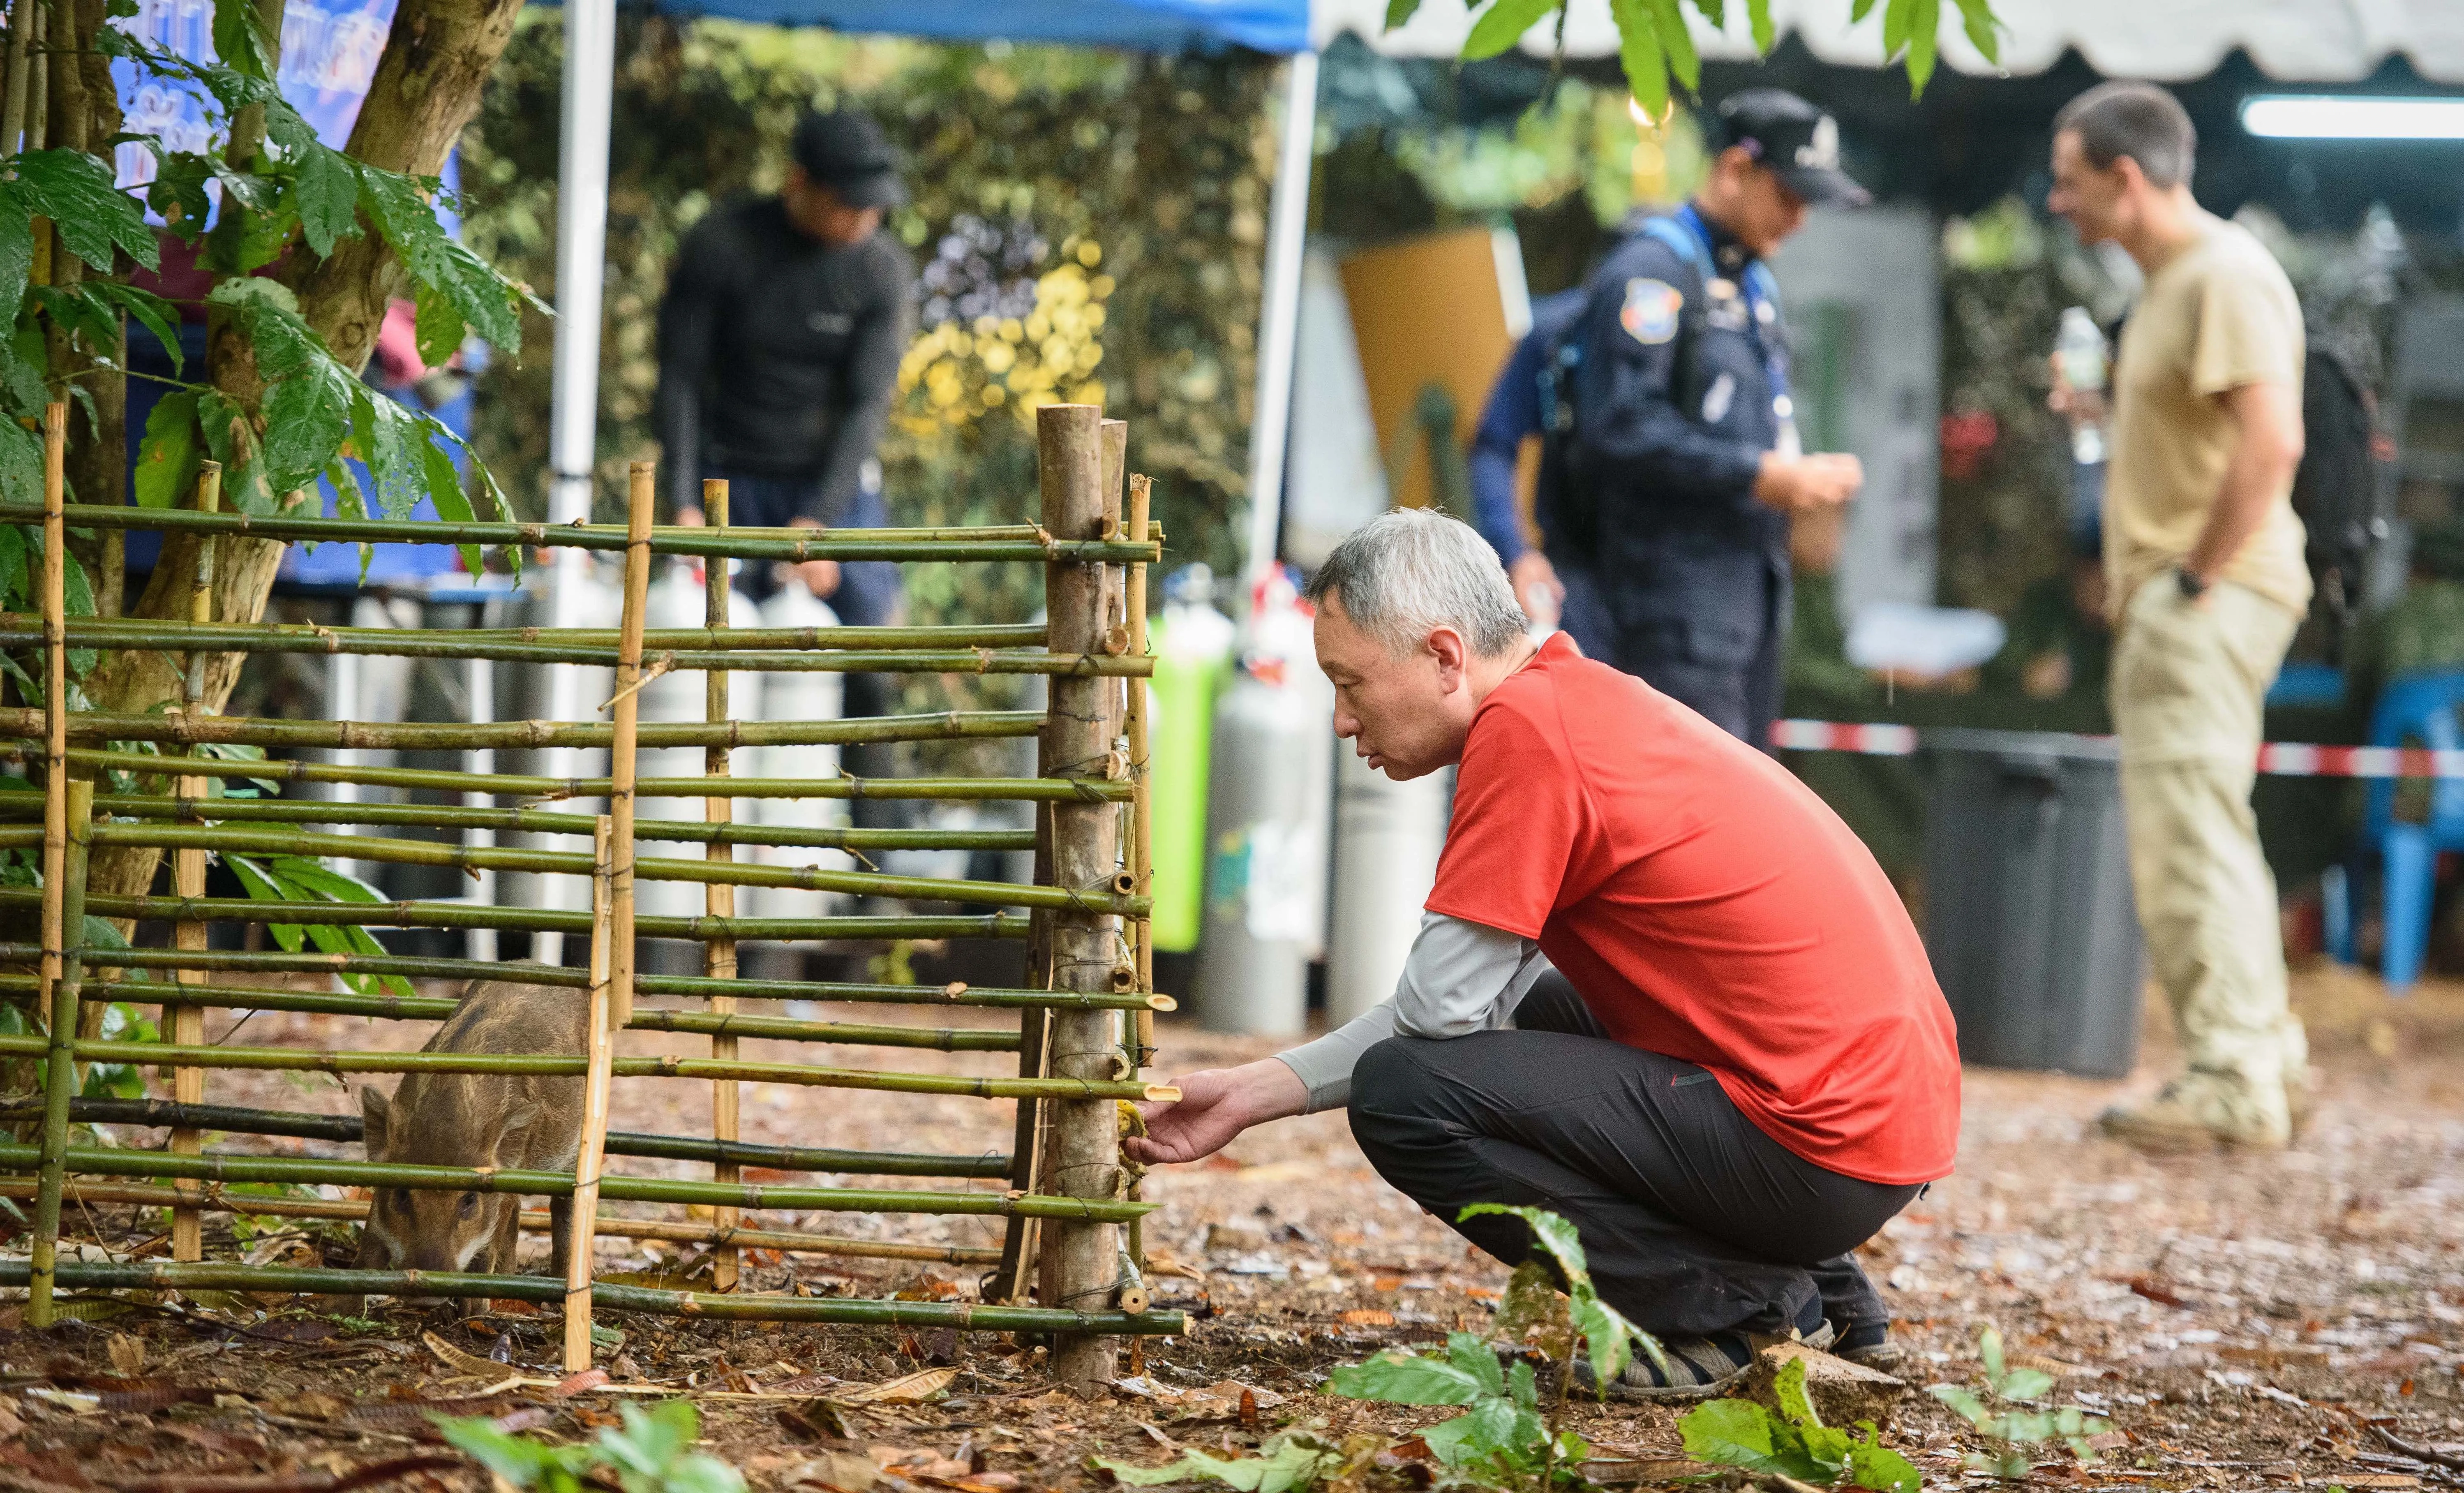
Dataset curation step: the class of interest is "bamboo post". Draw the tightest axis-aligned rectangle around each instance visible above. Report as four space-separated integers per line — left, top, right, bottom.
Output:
169 461 219 1262
28 778 92 1329
1036 404 1125 1390
1123 472 1154 1283
564 817 618 1371
37 404 64 1009
1 0 32 157
607 461 652 1029
702 478 741 1294
1125 474 1155 1061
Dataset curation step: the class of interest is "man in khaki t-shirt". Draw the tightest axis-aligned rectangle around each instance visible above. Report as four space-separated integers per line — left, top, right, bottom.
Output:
2050 82 2310 1151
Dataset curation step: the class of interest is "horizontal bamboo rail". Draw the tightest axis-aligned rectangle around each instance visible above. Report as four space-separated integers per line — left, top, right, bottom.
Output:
52 795 1035 854
0 503 1163 564
0 1144 1160 1220
0 1035 1175 1101
2 824 1141 915
28 617 1053 652
3 626 1151 677
0 886 1033 941
13 749 1061 811
0 1098 1011 1179
0 1261 1179 1332
0 707 1043 751
0 975 1023 1052
0 1177 1008 1264
0 944 1174 1010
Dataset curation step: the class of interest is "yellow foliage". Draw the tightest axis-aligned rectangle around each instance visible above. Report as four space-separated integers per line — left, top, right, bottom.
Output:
893 240 1114 435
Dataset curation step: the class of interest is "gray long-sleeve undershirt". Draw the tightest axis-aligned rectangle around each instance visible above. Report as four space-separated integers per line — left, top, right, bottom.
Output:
1274 912 1556 1113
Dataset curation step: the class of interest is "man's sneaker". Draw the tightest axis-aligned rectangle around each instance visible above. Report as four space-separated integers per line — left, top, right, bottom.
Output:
1829 1318 1906 1375
1566 1322 1835 1402
2099 1073 2288 1152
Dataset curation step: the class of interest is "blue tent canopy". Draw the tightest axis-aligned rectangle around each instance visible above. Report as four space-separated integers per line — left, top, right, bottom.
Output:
645 0 1309 53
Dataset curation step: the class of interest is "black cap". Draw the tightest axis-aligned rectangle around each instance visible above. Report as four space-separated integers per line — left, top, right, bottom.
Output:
1713 88 1869 208
791 109 906 210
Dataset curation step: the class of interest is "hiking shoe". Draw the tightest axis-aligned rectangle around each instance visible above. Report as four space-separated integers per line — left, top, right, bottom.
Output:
2099 1073 2288 1152
1829 1318 1907 1375
1566 1322 1834 1403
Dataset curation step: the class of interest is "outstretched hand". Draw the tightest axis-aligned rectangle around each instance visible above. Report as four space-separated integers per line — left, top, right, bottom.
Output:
1127 1060 1308 1167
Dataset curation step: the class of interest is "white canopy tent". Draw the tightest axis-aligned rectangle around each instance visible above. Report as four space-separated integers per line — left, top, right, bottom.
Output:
1318 0 2464 82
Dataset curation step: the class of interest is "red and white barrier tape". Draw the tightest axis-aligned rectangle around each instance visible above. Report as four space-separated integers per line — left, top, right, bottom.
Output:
1772 718 2464 780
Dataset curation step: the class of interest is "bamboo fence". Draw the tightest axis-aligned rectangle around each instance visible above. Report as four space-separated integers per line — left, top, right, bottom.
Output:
1 403 1172 1383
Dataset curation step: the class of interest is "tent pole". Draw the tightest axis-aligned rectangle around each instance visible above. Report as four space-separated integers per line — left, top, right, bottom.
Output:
538 0 619 966
1240 47 1318 585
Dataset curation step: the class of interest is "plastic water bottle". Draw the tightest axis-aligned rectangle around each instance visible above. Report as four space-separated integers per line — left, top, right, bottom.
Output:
2055 306 2109 466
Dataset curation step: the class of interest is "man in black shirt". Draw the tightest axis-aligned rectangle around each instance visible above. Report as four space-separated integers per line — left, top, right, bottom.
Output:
656 108 915 630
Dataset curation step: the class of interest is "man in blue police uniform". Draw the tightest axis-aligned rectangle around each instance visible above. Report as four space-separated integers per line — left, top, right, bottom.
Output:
1561 89 1868 746
1467 288 1614 657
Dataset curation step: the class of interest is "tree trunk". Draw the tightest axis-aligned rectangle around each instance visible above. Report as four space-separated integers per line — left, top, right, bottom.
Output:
49 0 124 615
80 0 531 908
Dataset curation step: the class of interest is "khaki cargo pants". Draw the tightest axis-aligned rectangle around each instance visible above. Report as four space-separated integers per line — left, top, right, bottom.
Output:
2111 576 2307 1136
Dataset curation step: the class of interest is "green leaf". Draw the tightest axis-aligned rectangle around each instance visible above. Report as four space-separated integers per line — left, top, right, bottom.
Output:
0 419 42 511
1927 1382 1990 1426
141 150 215 240
1978 1324 2007 1383
1745 0 1774 51
88 283 185 377
1420 1395 1527 1470
358 167 522 351
1680 1398 1790 1473
1688 0 1724 28
259 357 359 495
1904 0 1939 95
194 390 277 515
1951 0 1997 62
1996 1368 2054 1402
1445 1331 1506 1398
224 854 306 954
1383 0 1422 25
1608 0 1668 123
412 277 468 371
1506 1357 1538 1413
8 150 159 273
0 191 34 317
1570 1290 1650 1397
1846 1432 1923 1493
1095 1433 1339 1493
1328 1349 1486 1406
0 334 50 416
1881 0 1912 53
1851 0 1878 19
1645 0 1700 93
134 393 203 510
210 0 276 80
1774 1355 1821 1428
1457 1204 1591 1287
1462 0 1557 60
292 144 363 259
432 1413 591 1491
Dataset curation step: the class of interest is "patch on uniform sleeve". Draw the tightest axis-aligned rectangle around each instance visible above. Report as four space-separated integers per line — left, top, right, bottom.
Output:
1619 278 1683 346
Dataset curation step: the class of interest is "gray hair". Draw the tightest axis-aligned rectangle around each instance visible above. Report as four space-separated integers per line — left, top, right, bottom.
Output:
2054 81 2196 190
1302 508 1527 659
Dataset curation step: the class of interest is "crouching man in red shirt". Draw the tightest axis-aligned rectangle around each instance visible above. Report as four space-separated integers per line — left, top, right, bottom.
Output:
1128 508 1961 1397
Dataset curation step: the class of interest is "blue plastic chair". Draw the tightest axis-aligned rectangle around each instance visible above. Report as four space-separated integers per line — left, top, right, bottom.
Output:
2328 670 2464 988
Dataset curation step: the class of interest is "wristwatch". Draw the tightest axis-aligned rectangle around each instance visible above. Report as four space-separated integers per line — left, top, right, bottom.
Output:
2176 568 2209 601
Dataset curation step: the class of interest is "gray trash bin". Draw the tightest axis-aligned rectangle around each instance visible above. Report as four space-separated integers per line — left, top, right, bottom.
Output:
1921 731 2147 1078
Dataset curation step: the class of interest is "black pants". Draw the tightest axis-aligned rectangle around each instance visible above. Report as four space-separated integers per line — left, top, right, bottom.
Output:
1347 972 1921 1340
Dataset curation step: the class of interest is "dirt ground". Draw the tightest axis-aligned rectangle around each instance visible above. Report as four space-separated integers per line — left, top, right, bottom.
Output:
4 957 2462 1491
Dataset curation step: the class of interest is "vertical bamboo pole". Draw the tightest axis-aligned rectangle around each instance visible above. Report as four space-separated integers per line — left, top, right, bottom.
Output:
991 800 1052 1306
2 0 32 158
701 478 740 1293
169 462 220 1262
1126 474 1155 1059
1037 404 1124 1390
607 462 651 1031
28 777 92 1329
563 816 617 1372
1123 473 1155 1283
36 404 64 1012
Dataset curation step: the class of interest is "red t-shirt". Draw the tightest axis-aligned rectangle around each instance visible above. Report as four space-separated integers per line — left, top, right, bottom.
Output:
1425 634 1961 1186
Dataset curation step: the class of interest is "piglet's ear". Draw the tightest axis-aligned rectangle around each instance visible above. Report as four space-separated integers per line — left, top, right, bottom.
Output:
490 1100 543 1168
359 1088 392 1158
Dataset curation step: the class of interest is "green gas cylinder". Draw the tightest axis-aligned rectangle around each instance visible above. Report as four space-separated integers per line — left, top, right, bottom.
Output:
1148 564 1237 952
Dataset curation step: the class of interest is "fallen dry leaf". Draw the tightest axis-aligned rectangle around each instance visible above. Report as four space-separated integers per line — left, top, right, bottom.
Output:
103 1334 143 1377
1337 1309 1395 1327
837 1366 958 1405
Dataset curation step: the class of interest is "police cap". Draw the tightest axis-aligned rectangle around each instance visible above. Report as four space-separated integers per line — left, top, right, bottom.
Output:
1713 89 1870 208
